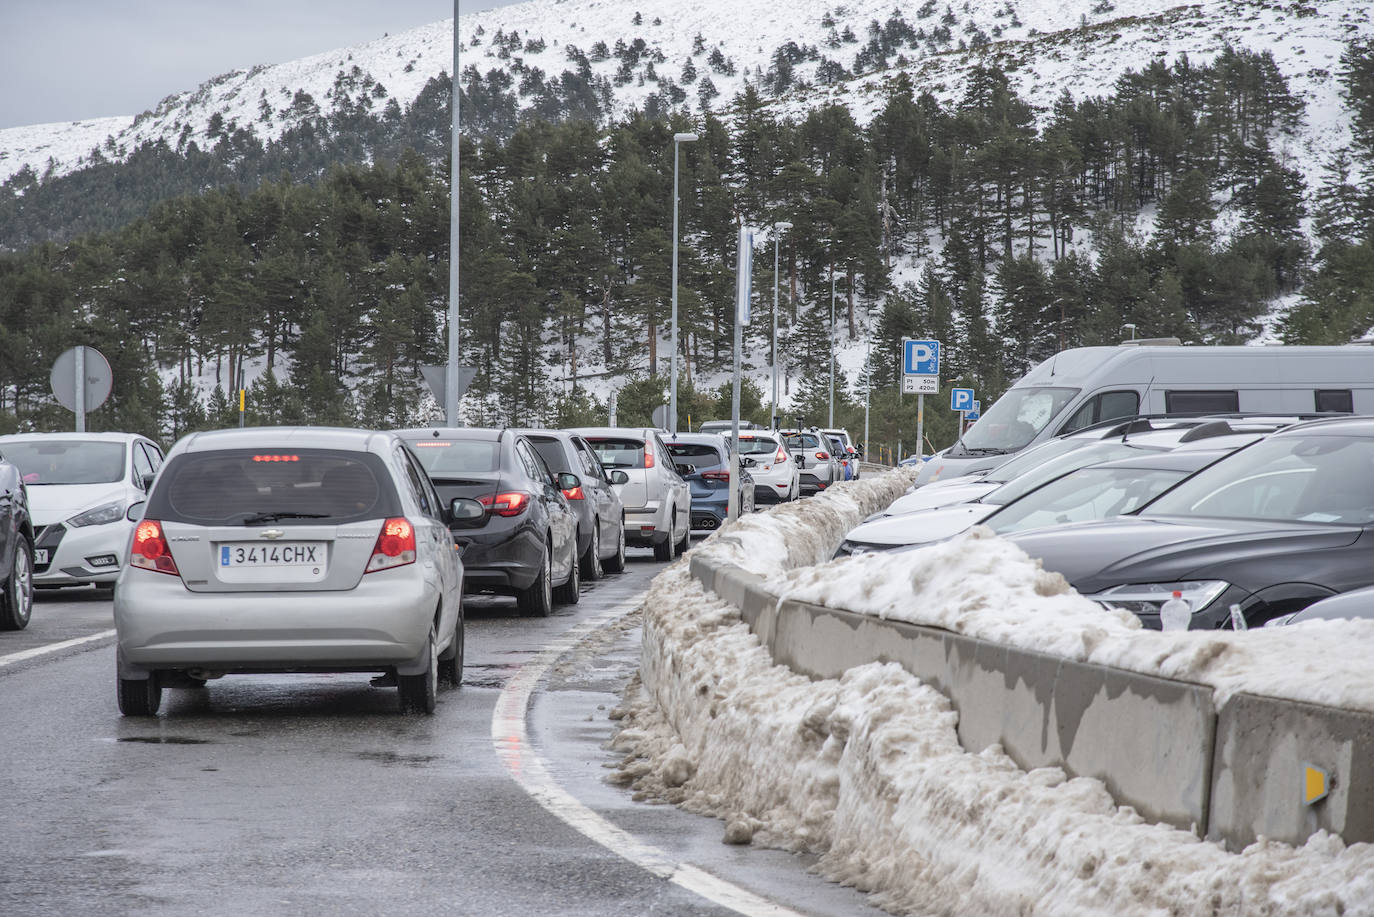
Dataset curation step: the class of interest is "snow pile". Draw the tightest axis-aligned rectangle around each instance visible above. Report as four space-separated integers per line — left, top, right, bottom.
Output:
686 466 918 576
615 562 1374 916
772 527 1374 712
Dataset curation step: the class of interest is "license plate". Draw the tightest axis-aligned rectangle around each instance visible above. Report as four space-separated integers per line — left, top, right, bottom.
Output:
220 543 325 567
34 549 49 565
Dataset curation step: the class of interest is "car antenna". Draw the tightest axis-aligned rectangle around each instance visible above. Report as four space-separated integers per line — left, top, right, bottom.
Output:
1122 376 1155 442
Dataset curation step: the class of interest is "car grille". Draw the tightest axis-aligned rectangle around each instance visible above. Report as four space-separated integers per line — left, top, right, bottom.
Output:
34 523 66 572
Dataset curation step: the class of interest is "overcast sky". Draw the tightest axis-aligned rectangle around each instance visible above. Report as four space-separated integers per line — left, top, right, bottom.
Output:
1 1 516 130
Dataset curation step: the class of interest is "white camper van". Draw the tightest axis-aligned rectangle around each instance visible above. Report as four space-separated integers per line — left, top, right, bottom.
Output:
914 340 1374 486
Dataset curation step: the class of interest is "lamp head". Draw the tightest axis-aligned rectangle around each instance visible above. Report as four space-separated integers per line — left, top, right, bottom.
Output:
673 132 700 143
774 221 793 231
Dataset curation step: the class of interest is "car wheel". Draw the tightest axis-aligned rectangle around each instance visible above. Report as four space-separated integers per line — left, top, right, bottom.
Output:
654 513 677 561
399 626 439 714
674 513 690 555
0 537 34 631
439 605 464 688
116 648 162 717
554 541 580 604
580 522 604 581
604 518 627 573
518 543 554 617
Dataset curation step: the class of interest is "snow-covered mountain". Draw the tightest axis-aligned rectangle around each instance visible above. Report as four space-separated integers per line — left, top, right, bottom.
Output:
1 0 1367 189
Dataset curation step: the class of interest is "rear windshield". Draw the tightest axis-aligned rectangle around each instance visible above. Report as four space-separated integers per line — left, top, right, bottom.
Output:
147 449 401 525
783 433 820 450
3 440 126 485
586 438 645 469
527 437 572 475
405 439 500 476
666 443 721 460
738 436 780 455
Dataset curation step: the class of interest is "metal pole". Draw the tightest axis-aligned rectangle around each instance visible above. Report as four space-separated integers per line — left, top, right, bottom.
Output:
669 132 697 435
916 394 925 464
445 0 462 427
74 345 85 433
828 268 836 428
863 333 871 463
771 220 791 430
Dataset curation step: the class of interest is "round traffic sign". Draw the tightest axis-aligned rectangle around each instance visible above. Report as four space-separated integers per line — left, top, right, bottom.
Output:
50 346 113 412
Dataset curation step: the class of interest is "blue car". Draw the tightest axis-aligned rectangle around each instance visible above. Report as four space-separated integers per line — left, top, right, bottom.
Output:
664 433 756 533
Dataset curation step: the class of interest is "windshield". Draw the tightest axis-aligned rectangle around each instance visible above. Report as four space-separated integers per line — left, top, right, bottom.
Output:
783 433 821 450
406 439 500 475
959 387 1079 453
738 436 780 455
988 467 1190 535
585 438 646 469
1143 434 1374 524
3 440 126 485
984 442 1162 506
983 438 1092 485
666 442 724 471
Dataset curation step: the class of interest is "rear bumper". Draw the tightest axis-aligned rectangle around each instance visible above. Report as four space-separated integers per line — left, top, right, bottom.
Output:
624 506 668 545
798 472 831 493
455 526 545 592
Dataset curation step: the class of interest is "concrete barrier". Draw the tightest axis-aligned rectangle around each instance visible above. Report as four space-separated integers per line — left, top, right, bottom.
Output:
684 474 1374 849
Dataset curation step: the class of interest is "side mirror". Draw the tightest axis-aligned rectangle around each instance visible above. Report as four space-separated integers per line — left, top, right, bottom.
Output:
449 497 486 528
141 472 156 491
609 470 630 485
741 456 757 468
674 463 696 477
556 472 581 492
126 502 146 522
793 454 805 466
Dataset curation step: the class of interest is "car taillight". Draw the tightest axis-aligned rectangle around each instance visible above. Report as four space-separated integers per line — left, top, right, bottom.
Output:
367 517 416 573
562 485 585 500
644 439 656 468
130 520 179 575
775 447 787 463
816 451 830 460
479 492 531 517
702 470 730 481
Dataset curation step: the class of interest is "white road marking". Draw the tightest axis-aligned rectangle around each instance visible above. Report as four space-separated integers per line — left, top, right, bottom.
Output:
0 629 116 668
492 598 805 917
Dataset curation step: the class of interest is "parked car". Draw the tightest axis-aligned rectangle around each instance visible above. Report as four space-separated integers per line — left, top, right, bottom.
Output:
1007 417 1374 629
915 341 1374 487
736 430 800 504
664 432 755 532
515 429 627 578
0 432 164 593
395 427 580 615
697 420 764 435
1279 586 1374 624
113 427 471 715
822 428 860 479
780 429 839 495
0 450 34 629
572 427 691 561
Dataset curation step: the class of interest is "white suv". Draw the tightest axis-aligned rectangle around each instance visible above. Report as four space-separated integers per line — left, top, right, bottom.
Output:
573 428 691 561
736 431 800 504
0 432 164 591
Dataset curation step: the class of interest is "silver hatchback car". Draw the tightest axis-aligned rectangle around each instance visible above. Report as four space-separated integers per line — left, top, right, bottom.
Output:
114 427 473 716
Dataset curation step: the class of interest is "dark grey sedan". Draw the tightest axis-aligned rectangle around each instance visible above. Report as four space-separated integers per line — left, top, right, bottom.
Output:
516 429 627 579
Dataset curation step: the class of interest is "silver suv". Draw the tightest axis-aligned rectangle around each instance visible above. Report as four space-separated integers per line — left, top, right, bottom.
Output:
572 427 691 561
781 429 840 495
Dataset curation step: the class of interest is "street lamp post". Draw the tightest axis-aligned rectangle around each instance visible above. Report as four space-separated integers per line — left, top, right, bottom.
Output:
771 220 792 429
1122 323 1137 341
669 131 698 434
828 266 837 428
445 0 462 426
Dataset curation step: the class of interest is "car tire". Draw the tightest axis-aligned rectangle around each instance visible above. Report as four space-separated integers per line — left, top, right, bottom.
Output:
116 651 162 718
654 513 677 561
580 523 603 581
674 513 690 555
604 519 627 573
554 543 580 605
399 627 439 714
518 543 554 617
439 606 464 688
0 537 34 631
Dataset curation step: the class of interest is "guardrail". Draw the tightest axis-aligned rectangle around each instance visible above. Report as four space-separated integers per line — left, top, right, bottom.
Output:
681 470 1374 850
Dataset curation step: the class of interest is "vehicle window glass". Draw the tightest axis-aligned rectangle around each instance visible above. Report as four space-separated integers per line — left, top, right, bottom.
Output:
147 449 399 525
961 387 1080 453
738 436 779 455
985 442 1157 506
1098 390 1139 422
1 440 126 485
405 439 500 475
984 438 1089 484
575 441 605 480
989 467 1189 534
1060 400 1097 435
653 436 680 478
1316 390 1354 413
397 449 433 517
528 437 572 475
783 433 820 450
1164 390 1239 414
666 443 721 460
1145 434 1374 524
132 443 155 482
517 441 550 485
142 442 164 471
586 438 645 469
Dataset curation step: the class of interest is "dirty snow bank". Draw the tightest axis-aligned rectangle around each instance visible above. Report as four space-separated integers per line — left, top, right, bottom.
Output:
773 527 1374 712
615 563 1374 916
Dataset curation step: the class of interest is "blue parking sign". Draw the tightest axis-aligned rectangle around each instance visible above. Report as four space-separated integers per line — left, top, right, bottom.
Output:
902 339 940 376
966 400 981 421
950 388 975 412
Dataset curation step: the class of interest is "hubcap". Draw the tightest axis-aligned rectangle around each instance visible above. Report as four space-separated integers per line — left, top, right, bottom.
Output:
543 550 552 606
14 545 32 621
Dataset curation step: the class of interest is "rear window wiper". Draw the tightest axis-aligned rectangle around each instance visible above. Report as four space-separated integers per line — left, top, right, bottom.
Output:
240 512 331 525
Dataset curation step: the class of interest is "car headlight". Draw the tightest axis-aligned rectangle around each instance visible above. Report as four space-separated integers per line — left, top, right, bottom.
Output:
67 501 126 527
1090 581 1230 616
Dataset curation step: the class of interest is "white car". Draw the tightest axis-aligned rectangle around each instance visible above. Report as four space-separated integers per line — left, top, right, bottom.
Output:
735 431 799 504
0 432 164 591
573 428 692 561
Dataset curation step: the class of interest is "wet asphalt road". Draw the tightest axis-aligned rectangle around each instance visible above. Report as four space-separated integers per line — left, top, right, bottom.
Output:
0 543 885 917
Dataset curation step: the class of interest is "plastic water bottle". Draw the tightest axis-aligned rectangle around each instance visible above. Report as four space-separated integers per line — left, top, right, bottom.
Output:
1159 591 1191 631
1229 603 1248 631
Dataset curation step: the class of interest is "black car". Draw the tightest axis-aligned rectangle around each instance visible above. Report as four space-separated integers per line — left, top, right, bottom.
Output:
663 433 756 532
0 451 35 629
395 428 579 616
516 429 628 579
1008 417 1374 629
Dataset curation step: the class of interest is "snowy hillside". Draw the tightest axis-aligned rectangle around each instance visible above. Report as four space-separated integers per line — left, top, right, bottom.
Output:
1 0 1368 190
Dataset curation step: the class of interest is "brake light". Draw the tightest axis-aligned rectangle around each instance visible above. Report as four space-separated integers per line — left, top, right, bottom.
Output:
702 470 730 481
775 447 787 464
252 454 299 462
644 439 656 468
562 485 585 500
816 452 830 460
130 520 179 575
479 492 531 517
367 517 416 573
